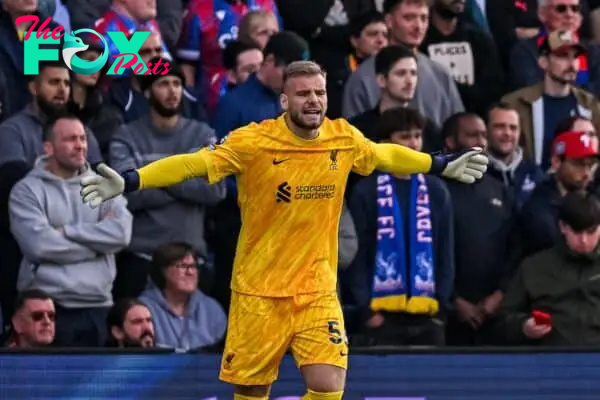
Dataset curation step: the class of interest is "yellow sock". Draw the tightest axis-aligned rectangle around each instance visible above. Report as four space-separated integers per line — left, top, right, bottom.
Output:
302 389 344 400
234 394 268 400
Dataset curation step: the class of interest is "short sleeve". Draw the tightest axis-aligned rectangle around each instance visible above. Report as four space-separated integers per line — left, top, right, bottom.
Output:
201 126 257 183
349 124 378 176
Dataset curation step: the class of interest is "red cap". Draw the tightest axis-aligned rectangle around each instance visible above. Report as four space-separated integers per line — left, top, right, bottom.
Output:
552 131 600 158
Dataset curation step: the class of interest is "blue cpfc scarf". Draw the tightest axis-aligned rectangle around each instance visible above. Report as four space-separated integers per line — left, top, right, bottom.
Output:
370 173 438 315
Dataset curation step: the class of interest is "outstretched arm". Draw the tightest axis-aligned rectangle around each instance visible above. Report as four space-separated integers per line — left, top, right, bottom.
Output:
136 151 209 190
372 143 488 184
81 127 255 208
373 143 432 174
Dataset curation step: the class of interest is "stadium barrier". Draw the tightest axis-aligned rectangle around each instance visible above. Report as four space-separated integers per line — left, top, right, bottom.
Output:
1 346 599 399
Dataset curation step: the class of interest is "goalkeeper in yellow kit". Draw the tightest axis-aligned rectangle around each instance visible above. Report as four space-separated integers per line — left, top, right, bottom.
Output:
81 61 487 399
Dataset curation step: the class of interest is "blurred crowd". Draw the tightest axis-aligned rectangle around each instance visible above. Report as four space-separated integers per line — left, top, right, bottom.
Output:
3 0 600 351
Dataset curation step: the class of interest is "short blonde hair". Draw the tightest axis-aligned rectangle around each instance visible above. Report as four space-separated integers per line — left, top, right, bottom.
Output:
283 61 327 85
239 10 278 45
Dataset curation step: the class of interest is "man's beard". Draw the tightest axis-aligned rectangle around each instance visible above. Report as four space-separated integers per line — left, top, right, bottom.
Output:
121 331 154 348
488 144 513 160
149 96 182 117
550 71 577 85
290 110 324 130
388 90 413 105
37 96 67 117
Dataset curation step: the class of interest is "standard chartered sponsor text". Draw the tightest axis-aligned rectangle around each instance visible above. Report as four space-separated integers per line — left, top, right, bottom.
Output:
294 184 336 200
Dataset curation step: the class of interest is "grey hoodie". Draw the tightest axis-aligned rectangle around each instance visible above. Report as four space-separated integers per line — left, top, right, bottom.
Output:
342 53 464 127
139 287 227 351
9 157 133 308
109 117 226 256
487 147 525 184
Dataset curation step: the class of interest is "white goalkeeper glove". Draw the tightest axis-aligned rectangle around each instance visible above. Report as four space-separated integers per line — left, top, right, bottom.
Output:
430 147 488 184
81 163 126 208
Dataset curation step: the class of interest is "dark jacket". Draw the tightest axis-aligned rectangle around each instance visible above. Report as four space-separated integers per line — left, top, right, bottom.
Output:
501 241 600 346
518 175 561 258
68 89 123 160
346 173 454 322
0 12 63 119
348 107 442 152
487 148 545 210
420 20 504 117
446 175 520 303
501 83 600 163
210 73 281 139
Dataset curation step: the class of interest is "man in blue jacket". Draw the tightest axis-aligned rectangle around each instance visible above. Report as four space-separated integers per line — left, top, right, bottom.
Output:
347 107 454 346
520 125 600 257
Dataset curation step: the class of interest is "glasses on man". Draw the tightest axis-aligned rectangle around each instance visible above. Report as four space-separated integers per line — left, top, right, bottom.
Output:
29 311 55 322
554 4 581 13
173 262 198 271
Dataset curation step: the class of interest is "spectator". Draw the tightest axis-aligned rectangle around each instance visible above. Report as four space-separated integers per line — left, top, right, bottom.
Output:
342 0 464 127
276 0 376 118
520 128 599 257
6 290 55 348
200 9 279 114
347 107 454 346
442 112 519 346
211 31 309 139
67 43 123 160
0 0 63 119
349 45 440 151
0 61 103 169
501 191 600 346
472 0 539 69
501 30 600 170
210 40 264 106
207 31 309 311
9 115 132 346
238 9 280 49
139 242 227 351
486 103 545 209
177 0 280 107
325 10 388 118
106 31 207 124
66 0 183 50
509 0 600 95
107 298 155 348
109 60 225 300
0 61 102 324
88 0 171 74
421 0 504 116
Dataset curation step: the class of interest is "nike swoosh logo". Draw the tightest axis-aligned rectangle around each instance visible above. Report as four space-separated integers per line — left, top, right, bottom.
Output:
340 351 347 356
273 159 290 165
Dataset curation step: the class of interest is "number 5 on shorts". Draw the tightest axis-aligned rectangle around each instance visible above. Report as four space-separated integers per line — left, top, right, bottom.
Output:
328 320 344 344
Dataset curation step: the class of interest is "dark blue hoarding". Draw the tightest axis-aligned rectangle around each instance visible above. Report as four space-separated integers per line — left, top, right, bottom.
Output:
1 351 599 399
